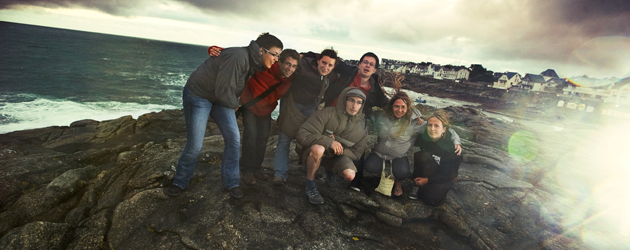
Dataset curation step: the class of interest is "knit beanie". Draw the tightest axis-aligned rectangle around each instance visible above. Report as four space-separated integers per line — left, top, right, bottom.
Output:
346 88 366 101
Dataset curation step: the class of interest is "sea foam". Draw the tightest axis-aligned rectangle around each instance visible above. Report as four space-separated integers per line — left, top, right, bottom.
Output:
0 96 177 134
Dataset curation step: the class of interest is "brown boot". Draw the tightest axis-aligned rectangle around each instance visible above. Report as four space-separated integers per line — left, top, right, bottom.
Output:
254 171 269 180
243 173 256 184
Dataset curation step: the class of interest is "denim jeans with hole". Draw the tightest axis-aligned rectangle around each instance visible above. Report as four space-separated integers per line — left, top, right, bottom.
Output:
173 87 240 189
273 101 317 181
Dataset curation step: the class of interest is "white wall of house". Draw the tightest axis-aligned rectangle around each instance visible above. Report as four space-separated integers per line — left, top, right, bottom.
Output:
457 69 470 80
493 75 509 89
605 85 630 104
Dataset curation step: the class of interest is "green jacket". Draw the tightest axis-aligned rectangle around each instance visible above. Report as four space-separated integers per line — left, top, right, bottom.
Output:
296 87 368 161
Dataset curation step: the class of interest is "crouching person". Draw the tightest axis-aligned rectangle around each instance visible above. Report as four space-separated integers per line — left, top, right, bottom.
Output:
411 110 463 206
296 87 368 204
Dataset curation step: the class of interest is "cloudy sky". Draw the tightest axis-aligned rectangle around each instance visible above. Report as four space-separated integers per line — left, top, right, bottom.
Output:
1 0 629 79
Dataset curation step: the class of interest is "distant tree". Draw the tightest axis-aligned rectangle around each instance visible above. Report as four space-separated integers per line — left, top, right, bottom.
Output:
469 64 494 83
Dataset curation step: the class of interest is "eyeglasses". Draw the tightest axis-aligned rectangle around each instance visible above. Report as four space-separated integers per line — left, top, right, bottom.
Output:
361 60 375 68
264 48 280 59
283 61 298 69
346 98 363 105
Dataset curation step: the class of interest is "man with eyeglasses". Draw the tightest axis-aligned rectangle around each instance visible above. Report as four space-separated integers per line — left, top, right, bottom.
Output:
296 87 368 204
322 52 388 115
168 33 283 199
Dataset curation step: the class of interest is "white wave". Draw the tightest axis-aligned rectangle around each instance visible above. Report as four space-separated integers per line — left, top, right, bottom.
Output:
382 87 481 108
150 73 188 87
0 97 178 134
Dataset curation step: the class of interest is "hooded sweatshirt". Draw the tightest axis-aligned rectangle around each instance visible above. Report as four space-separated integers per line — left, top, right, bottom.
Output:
296 87 368 161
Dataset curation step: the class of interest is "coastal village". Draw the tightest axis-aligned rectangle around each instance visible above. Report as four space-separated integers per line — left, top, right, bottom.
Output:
347 58 630 120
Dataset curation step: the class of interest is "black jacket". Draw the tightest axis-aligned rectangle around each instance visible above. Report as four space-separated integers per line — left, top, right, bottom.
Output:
322 60 388 114
414 129 462 184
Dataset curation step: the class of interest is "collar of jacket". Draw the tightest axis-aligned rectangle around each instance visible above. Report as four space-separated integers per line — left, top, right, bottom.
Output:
247 40 265 74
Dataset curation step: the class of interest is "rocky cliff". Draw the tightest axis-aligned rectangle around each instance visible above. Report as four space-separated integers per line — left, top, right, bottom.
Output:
0 107 587 249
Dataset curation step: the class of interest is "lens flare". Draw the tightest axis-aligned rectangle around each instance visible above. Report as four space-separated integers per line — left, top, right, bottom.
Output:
508 130 539 163
548 121 630 249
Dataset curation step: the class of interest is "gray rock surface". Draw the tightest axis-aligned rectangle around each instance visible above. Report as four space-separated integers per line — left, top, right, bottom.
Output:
0 107 591 249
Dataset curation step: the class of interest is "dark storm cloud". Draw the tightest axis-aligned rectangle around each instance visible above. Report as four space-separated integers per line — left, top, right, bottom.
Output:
0 0 328 17
450 0 629 62
0 0 143 16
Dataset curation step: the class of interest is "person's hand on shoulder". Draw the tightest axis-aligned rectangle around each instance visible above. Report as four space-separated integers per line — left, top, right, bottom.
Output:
454 144 462 156
416 117 424 125
208 46 223 57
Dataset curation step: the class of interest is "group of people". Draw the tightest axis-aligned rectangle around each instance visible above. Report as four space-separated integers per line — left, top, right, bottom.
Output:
167 33 463 206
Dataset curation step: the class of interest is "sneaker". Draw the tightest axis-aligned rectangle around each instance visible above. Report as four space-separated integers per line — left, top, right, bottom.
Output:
167 185 184 197
273 176 285 187
409 186 420 200
305 185 324 204
228 187 243 198
254 171 269 180
243 173 256 184
349 183 364 193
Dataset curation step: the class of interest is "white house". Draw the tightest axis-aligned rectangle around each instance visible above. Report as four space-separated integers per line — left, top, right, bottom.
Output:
604 80 630 105
492 72 522 89
520 73 546 91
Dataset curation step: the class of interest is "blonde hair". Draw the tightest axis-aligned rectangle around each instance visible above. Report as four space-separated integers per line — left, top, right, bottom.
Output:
428 110 450 128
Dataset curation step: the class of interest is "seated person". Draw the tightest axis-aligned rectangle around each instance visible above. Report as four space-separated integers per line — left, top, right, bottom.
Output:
296 87 368 204
354 92 461 196
411 110 464 206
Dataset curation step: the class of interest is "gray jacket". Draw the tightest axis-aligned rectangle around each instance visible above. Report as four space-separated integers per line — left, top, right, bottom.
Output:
185 40 263 108
371 110 460 160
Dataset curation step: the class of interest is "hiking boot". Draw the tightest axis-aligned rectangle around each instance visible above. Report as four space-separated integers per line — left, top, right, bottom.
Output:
243 173 256 185
305 185 324 204
167 185 184 197
273 176 285 186
228 187 243 198
254 171 269 180
409 186 420 200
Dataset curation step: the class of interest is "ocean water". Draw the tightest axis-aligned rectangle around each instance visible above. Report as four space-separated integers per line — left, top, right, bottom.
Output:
0 21 209 134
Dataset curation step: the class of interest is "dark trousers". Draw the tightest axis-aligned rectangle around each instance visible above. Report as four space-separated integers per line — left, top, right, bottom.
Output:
352 152 410 185
241 108 272 173
412 150 460 206
364 153 410 179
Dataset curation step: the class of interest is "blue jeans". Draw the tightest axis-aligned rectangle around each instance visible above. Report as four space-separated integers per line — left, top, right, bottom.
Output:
273 101 317 181
173 87 240 189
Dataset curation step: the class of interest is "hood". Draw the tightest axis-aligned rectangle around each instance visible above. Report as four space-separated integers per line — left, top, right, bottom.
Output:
246 40 264 74
336 87 365 121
